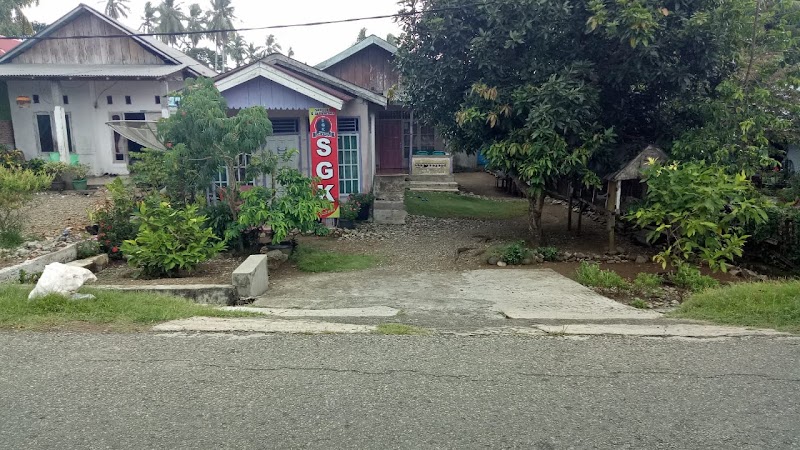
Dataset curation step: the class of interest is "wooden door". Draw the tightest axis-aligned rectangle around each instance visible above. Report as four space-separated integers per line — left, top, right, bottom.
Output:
378 120 404 172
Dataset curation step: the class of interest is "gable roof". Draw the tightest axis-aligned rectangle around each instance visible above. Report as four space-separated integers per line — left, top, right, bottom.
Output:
0 37 20 56
315 35 397 71
0 4 216 78
216 53 387 107
607 145 669 181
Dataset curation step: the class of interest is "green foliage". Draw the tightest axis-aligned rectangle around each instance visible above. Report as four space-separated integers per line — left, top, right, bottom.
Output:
672 281 800 333
312 222 332 237
496 241 531 265
17 269 41 284
575 261 629 289
536 246 559 262
76 240 101 259
0 148 24 168
291 246 377 273
66 163 90 180
0 166 52 236
747 203 800 267
630 298 650 310
670 264 720 293
340 193 373 221
121 201 225 277
630 161 768 271
42 161 70 179
404 192 527 219
632 272 663 296
91 178 138 259
0 230 23 248
130 148 170 193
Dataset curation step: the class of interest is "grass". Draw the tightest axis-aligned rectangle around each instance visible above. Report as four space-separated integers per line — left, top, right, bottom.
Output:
292 246 378 273
0 230 24 249
376 323 429 335
630 298 650 309
0 284 256 331
671 281 800 333
405 191 527 219
632 273 663 296
575 261 630 289
670 264 719 292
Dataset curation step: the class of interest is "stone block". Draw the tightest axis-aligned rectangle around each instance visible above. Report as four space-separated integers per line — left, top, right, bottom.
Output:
373 209 408 225
232 255 269 298
67 254 110 273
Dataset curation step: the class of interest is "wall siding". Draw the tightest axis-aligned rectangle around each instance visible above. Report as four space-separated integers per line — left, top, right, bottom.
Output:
323 47 398 97
222 77 325 110
11 12 165 65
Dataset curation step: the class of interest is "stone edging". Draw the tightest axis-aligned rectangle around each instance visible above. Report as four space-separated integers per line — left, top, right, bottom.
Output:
0 243 79 284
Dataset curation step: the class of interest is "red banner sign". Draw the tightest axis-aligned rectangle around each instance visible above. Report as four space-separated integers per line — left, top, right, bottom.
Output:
309 107 340 218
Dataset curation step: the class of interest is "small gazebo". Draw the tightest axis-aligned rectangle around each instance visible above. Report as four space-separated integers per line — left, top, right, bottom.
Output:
605 145 668 251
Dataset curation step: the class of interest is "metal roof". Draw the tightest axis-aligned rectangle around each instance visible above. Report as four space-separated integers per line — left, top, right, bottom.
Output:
0 63 187 78
315 35 397 70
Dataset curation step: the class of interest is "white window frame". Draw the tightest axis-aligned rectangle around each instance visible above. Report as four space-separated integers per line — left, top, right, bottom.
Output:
338 131 360 195
34 112 75 154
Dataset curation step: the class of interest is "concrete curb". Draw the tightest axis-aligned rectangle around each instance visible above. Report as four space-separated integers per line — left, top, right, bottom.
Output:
0 243 79 283
93 284 237 305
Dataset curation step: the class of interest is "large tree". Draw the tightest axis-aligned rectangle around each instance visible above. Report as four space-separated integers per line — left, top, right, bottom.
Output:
245 42 263 63
0 0 39 35
139 1 157 33
184 3 206 47
155 0 186 46
226 33 247 68
396 0 755 243
103 0 131 20
264 34 281 54
206 0 235 71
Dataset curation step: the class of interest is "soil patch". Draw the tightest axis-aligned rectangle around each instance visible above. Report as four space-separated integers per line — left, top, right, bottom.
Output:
94 253 248 286
22 191 104 240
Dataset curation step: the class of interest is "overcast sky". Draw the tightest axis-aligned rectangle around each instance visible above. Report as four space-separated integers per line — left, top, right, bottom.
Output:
23 0 404 66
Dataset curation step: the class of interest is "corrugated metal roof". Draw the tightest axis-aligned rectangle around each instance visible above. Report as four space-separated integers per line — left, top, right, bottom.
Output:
0 63 186 78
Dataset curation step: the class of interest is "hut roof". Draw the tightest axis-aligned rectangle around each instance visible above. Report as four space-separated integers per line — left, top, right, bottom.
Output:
606 145 668 182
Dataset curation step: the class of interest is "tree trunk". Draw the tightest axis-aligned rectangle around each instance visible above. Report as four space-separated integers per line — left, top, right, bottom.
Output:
528 190 545 246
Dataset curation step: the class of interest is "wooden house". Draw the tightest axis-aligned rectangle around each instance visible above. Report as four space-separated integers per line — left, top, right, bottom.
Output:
0 4 215 175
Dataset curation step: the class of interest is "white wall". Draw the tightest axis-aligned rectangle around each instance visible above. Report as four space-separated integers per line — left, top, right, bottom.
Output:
7 78 181 175
339 98 371 194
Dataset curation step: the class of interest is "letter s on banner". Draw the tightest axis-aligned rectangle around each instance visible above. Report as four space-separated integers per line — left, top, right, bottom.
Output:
309 108 340 218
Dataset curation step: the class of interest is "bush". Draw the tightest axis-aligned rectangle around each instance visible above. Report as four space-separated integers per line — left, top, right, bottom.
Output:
536 246 559 262
497 240 531 265
0 166 52 237
122 201 225 277
76 240 101 259
632 272 663 296
91 179 138 259
575 261 629 289
746 204 800 268
670 264 719 293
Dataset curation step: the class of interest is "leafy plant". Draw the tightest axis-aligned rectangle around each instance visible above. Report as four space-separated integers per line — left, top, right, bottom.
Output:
121 201 225 277
17 269 41 284
575 261 629 289
339 199 363 221
632 272 663 296
630 298 649 310
0 230 23 249
670 264 719 293
0 149 25 168
76 239 101 259
630 161 769 272
42 161 70 179
497 240 531 265
536 246 559 262
0 166 52 237
66 163 90 180
313 222 331 237
90 178 138 259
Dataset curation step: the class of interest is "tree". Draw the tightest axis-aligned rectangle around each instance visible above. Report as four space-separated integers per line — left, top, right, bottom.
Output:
0 0 39 35
184 3 206 47
103 0 130 20
207 0 235 71
396 0 756 243
386 33 397 46
155 0 186 46
184 46 217 69
139 1 157 33
226 33 247 68
356 27 367 43
264 34 281 54
245 42 263 63
287 47 294 58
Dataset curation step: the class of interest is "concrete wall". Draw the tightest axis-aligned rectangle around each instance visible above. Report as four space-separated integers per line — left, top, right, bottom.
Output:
6 78 182 175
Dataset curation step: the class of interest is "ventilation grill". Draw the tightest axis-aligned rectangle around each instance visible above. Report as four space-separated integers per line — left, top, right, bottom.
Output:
339 117 359 133
271 118 299 134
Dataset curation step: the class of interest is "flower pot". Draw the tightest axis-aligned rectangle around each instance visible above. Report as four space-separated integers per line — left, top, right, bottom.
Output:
50 180 65 191
72 178 88 190
357 203 371 221
339 219 356 229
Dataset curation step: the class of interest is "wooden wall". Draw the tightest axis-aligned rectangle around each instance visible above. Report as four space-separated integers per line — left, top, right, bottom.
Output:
323 46 398 96
12 12 166 65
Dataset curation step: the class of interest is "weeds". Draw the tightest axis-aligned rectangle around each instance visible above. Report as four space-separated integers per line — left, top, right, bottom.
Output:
575 261 629 289
670 264 719 292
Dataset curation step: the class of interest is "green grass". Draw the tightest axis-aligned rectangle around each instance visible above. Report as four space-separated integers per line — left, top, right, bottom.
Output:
405 191 527 219
292 246 378 273
0 230 23 249
375 323 429 335
632 273 663 296
0 284 256 331
575 261 630 289
670 264 719 292
630 298 650 309
671 281 800 333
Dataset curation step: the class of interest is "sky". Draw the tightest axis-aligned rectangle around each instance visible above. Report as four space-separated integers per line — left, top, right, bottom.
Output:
22 0 404 66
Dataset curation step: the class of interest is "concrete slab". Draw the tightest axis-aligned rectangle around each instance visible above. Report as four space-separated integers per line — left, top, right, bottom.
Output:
231 255 268 298
220 306 400 318
152 317 376 334
533 324 790 338
94 284 236 305
254 269 658 322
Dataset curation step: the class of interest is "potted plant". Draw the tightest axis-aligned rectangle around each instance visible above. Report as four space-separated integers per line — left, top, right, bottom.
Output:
43 161 70 191
338 198 361 229
348 192 374 221
67 163 90 190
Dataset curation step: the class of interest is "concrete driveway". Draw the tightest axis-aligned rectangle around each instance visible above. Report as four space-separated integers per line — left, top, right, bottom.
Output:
253 269 659 321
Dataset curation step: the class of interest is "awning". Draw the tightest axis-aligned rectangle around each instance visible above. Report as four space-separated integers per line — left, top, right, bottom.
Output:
105 120 166 151
0 64 186 79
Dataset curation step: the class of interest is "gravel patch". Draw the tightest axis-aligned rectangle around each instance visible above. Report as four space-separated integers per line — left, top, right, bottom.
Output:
21 191 104 240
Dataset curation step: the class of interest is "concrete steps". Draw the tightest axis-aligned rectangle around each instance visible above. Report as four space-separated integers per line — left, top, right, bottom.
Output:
408 181 460 193
373 200 408 225
373 175 409 224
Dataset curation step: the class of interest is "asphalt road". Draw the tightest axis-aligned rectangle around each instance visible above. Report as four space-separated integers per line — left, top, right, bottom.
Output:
1 332 798 449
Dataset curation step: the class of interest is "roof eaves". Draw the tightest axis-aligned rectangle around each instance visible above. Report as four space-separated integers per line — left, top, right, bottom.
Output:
315 35 397 70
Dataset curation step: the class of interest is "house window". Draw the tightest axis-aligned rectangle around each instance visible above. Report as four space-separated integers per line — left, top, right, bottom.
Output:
403 120 436 154
125 96 132 105
271 118 299 134
338 117 360 195
107 96 113 105
35 112 75 154
32 95 39 104
62 95 69 105
212 154 255 189
155 96 161 105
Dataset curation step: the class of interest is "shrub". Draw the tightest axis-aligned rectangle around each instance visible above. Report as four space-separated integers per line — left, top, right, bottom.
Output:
76 240 101 259
339 199 362 220
0 166 52 237
630 161 768 272
632 272 663 296
91 179 138 259
630 298 649 309
122 201 225 277
575 261 629 289
0 230 23 248
670 264 719 293
536 246 559 262
498 240 531 265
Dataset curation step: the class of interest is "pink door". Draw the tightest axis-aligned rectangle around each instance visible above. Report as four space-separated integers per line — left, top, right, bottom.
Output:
378 120 404 172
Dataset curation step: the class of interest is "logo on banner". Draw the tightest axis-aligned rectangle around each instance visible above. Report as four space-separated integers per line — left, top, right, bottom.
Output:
309 108 340 219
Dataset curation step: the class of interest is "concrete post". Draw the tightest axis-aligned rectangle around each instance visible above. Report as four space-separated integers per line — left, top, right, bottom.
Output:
50 81 69 163
161 80 171 118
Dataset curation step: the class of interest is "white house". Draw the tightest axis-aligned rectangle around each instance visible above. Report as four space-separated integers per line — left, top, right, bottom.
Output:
0 4 215 175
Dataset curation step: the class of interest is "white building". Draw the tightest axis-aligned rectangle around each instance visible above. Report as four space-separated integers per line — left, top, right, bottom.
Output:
0 4 215 175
